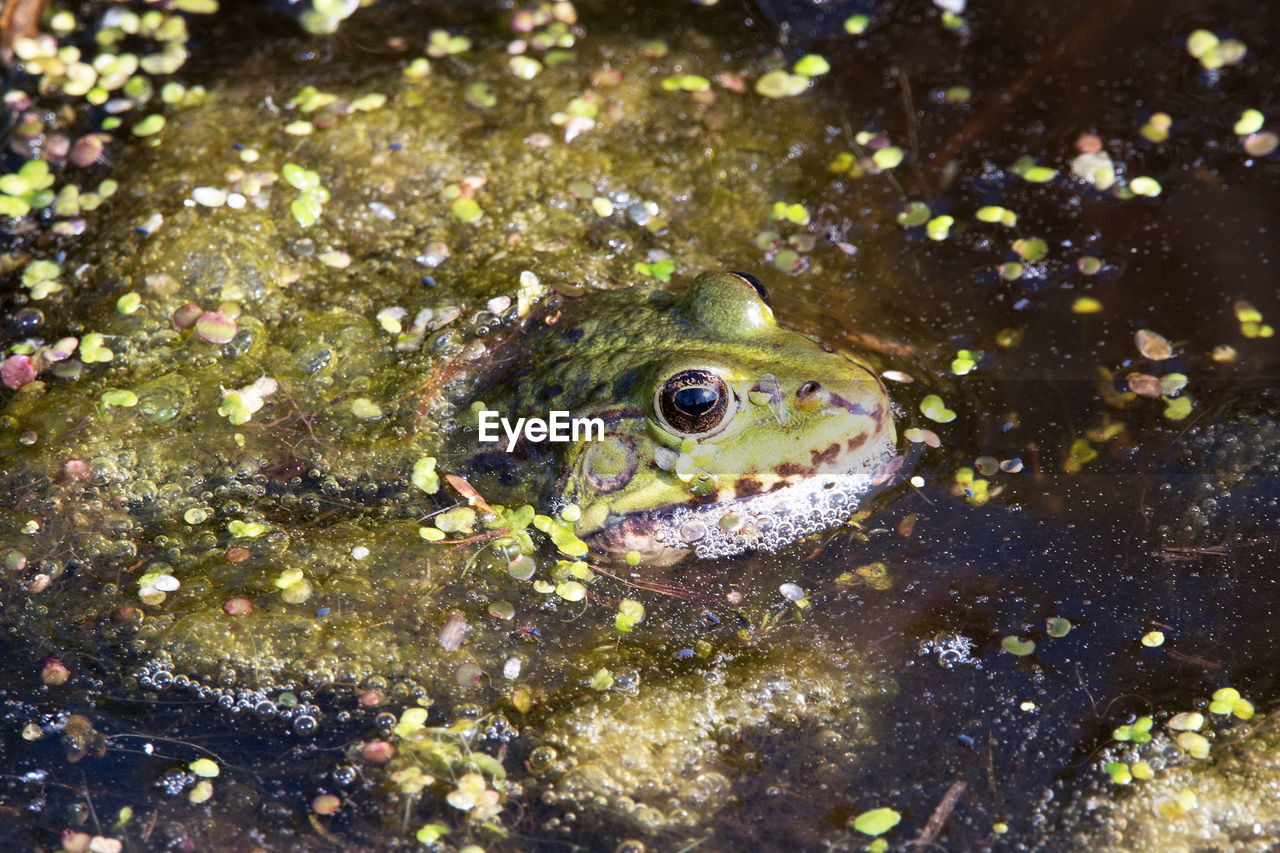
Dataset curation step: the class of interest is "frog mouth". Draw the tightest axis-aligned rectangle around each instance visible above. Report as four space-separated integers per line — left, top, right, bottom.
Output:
586 451 908 565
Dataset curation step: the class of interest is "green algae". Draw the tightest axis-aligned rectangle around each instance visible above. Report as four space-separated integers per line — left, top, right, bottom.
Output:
517 635 893 841
0 12 898 849
1058 708 1280 853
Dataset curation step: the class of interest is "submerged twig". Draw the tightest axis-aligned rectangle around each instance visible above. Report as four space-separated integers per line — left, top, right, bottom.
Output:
909 779 967 847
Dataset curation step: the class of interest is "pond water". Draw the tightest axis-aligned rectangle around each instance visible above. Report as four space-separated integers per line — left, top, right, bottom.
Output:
1 0 1277 851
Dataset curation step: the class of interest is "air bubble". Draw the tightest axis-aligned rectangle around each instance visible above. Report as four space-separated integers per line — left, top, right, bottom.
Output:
679 519 707 543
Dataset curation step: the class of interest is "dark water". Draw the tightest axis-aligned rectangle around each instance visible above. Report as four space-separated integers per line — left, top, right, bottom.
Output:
2 0 1278 850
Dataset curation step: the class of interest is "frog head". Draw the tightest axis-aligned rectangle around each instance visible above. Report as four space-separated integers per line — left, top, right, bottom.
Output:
557 271 901 564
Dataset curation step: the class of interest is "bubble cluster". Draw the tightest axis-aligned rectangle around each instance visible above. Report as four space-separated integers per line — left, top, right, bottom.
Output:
651 454 905 559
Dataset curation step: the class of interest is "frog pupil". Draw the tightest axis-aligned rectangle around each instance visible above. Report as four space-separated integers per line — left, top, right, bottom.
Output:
674 386 718 416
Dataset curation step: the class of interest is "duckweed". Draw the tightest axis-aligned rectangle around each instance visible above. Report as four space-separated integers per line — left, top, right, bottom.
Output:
852 807 901 836
131 114 166 136
1234 300 1274 338
115 292 142 314
228 520 266 538
1163 396 1193 420
1046 617 1072 638
872 146 904 170
1140 112 1171 143
1185 29 1247 70
896 201 931 226
1243 131 1278 156
920 394 957 423
411 457 441 494
660 74 710 92
427 29 471 57
100 389 138 407
998 262 1024 281
217 377 276 424
1002 636 1035 656
0 160 56 217
844 14 870 34
793 54 830 76
1176 731 1211 759
1104 761 1132 784
450 197 482 223
951 349 982 375
1012 237 1047 262
975 205 1017 226
615 599 644 632
1130 176 1162 197
1077 255 1103 275
772 201 810 225
189 758 220 778
416 825 449 844
79 333 113 362
1071 151 1116 190
925 215 954 240
1232 109 1264 136
633 258 675 281
755 69 809 99
349 398 381 419
1014 158 1058 184
1208 687 1241 714
1113 716 1153 743
1155 789 1199 819
436 507 477 534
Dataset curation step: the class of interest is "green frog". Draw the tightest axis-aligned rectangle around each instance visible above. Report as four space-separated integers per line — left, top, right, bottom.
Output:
467 270 901 564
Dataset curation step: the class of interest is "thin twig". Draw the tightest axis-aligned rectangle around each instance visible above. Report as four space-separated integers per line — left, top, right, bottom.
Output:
909 779 967 847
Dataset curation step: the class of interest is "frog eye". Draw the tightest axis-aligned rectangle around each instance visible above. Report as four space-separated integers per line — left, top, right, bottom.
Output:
655 369 736 437
727 271 770 306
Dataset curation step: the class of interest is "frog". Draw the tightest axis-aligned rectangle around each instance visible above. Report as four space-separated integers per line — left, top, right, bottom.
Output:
465 270 902 564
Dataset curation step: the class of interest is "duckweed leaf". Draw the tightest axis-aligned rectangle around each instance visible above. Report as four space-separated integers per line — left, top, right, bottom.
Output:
852 807 901 836
1046 617 1072 638
1001 635 1035 656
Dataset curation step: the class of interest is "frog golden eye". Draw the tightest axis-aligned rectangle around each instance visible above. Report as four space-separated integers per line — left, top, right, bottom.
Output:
655 369 735 437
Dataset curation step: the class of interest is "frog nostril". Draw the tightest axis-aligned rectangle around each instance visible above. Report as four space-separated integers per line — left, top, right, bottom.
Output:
797 381 821 399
